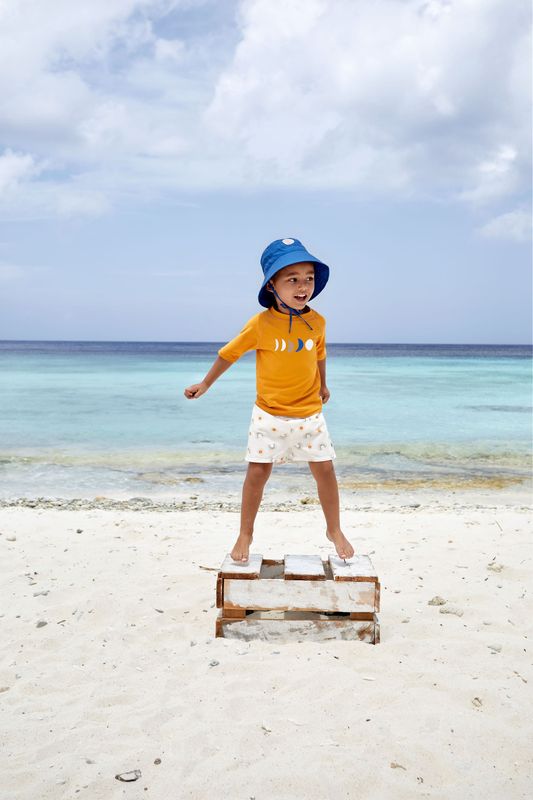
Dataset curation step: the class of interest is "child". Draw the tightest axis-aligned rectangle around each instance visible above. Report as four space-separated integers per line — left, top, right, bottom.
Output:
184 237 354 564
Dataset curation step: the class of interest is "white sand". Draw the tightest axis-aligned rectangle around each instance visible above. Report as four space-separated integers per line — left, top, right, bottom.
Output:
1 496 532 799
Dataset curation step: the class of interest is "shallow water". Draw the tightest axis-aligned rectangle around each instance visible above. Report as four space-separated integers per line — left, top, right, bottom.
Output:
1 340 531 498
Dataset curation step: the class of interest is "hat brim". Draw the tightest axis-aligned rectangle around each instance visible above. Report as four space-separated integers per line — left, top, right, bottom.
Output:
258 251 329 308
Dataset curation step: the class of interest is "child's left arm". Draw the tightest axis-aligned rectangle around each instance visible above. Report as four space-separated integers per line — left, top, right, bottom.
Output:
318 358 330 403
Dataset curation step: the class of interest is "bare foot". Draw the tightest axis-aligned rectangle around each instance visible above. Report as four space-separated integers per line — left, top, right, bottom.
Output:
326 529 355 560
230 533 253 563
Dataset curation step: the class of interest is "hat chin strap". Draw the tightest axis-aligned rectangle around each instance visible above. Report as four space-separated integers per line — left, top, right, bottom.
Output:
269 285 313 334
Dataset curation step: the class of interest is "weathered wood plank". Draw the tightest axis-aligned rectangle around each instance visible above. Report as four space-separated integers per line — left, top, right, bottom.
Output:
329 554 378 582
223 608 246 619
216 573 224 608
224 577 378 612
219 553 263 578
284 554 326 580
216 612 379 643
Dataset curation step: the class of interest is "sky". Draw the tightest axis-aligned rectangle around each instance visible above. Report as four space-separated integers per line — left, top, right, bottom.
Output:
0 0 531 344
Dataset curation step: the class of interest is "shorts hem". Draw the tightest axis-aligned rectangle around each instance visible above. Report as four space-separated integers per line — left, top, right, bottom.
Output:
244 454 336 464
290 455 336 463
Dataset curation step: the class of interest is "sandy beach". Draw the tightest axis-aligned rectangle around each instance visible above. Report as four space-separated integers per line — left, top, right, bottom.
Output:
1 487 532 799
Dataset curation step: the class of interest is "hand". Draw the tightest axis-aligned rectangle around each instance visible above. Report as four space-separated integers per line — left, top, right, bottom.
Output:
184 381 208 399
319 385 330 403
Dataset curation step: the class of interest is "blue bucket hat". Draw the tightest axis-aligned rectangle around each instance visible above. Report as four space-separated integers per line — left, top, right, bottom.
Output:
258 238 329 309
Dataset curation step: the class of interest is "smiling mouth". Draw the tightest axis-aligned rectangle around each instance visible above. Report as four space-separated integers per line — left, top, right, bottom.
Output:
294 294 307 301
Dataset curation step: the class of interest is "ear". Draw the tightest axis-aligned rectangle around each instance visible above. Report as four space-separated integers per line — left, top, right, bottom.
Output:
266 281 274 293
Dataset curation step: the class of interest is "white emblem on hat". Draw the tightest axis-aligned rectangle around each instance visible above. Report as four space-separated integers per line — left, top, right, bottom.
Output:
282 238 294 245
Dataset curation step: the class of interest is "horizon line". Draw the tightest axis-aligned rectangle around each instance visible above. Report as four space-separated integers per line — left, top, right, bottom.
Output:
1 339 531 347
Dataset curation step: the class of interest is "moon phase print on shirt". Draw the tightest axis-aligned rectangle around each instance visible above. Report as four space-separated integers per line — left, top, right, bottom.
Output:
274 338 314 353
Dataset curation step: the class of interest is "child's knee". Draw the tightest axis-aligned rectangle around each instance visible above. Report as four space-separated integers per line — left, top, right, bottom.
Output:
246 461 272 484
309 460 335 480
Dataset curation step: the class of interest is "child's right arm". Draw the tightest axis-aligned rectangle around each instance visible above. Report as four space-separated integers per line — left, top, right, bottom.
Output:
184 313 259 400
183 356 232 399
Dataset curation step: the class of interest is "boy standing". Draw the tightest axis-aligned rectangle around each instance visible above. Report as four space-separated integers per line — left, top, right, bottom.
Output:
184 238 354 563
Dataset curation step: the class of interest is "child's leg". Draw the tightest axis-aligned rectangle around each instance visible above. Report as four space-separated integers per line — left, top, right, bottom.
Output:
308 460 354 559
230 461 273 562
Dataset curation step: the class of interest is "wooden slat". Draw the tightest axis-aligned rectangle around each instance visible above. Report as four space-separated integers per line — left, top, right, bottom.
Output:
223 608 246 619
348 611 375 621
223 578 377 613
284 554 326 580
219 553 263 578
216 612 379 643
328 554 378 582
216 573 224 608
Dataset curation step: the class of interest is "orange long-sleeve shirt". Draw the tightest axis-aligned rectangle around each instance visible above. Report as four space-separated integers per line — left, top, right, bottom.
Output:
218 306 326 418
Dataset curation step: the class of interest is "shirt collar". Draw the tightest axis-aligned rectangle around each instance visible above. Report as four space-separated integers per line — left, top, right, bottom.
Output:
268 305 312 320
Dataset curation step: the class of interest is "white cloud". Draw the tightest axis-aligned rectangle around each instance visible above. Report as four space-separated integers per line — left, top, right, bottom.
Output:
0 147 110 219
0 149 42 192
0 0 529 216
478 208 532 242
154 37 185 63
205 0 531 197
459 145 521 205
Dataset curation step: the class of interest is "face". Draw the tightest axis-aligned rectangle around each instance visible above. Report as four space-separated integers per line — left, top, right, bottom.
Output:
267 262 315 312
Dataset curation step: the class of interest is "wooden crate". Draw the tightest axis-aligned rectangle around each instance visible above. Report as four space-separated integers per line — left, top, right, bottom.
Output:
215 554 380 643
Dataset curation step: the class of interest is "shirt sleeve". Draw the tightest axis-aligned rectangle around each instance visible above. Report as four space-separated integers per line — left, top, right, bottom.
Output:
316 318 327 360
218 315 259 363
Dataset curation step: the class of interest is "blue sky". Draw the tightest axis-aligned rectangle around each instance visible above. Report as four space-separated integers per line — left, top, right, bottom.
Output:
0 0 531 344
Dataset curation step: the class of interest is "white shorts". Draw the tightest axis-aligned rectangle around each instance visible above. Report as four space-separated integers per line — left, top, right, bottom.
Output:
245 404 336 464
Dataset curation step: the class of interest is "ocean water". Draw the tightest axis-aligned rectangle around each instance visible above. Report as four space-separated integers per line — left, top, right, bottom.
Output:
0 340 531 499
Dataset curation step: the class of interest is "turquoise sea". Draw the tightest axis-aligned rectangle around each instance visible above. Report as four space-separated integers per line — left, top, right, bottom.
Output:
0 341 531 499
